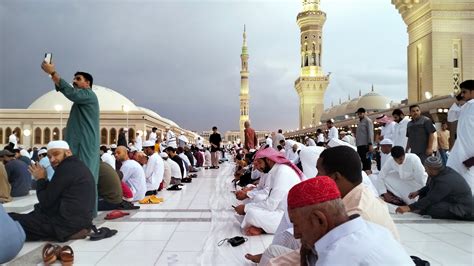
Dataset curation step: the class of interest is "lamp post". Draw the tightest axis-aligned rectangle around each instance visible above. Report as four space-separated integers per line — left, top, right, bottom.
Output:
54 104 63 139
122 104 130 130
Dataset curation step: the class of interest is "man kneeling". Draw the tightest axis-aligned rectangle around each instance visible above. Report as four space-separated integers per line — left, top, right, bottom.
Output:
9 141 95 242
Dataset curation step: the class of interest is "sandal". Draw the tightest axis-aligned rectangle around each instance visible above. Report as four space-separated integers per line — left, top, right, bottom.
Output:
59 245 74 266
42 243 61 265
105 210 130 220
139 195 162 204
89 226 118 241
167 184 182 191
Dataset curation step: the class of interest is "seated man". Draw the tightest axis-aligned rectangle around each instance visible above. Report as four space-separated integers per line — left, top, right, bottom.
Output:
160 152 172 187
0 161 12 203
115 146 146 201
100 145 116 170
37 148 54 181
234 148 302 236
396 156 473 220
377 146 428 205
286 176 412 265
142 140 164 195
0 149 31 197
9 141 95 242
0 204 25 263
249 146 400 265
98 161 123 211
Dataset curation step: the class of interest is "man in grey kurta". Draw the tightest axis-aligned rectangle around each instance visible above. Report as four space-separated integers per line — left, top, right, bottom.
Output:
41 61 100 215
355 108 374 171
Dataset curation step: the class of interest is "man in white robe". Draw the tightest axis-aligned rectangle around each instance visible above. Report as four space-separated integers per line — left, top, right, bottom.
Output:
304 136 316 147
115 146 146 201
326 119 338 141
376 146 428 204
234 148 302 236
447 80 474 193
148 127 158 143
100 146 116 170
298 146 324 178
379 138 393 169
376 114 396 141
265 135 273 148
134 132 143 151
287 144 300 165
165 127 177 149
8 132 18 149
142 141 165 194
392 109 411 149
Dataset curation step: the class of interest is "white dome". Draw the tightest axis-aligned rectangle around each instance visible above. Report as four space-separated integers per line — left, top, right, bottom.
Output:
28 85 140 111
356 92 391 111
345 97 360 114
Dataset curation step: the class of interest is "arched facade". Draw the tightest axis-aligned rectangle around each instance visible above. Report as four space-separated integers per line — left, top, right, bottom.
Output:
44 128 51 143
34 127 42 145
101 128 108 144
110 128 117 145
53 127 60 141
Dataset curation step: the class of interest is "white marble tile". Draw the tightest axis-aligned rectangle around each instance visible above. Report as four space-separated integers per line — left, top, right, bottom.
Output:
125 223 178 241
175 222 211 232
397 224 439 242
403 246 442 266
405 223 458 233
404 241 473 265
164 231 209 252
429 232 474 253
97 240 166 266
73 251 107 265
441 223 474 236
13 241 45 259
131 212 168 219
165 212 202 219
70 230 130 252
100 221 141 232
200 212 212 218
154 251 201 266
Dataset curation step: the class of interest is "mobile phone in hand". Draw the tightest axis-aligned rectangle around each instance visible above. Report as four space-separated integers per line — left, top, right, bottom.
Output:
44 53 53 64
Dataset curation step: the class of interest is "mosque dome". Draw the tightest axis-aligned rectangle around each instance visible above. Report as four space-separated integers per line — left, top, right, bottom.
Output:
356 91 391 111
334 101 349 118
345 97 360 114
28 85 140 112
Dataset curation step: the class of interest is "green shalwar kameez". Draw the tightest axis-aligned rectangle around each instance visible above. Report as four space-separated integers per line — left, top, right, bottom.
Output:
55 78 100 215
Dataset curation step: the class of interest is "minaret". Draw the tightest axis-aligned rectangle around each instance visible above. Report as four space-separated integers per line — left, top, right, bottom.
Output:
239 25 250 142
295 0 330 128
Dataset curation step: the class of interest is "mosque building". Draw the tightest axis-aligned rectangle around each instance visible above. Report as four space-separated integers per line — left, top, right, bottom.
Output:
287 0 473 142
0 85 200 148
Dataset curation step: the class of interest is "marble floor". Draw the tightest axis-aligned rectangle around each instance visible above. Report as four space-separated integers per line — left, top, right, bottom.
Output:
3 162 474 265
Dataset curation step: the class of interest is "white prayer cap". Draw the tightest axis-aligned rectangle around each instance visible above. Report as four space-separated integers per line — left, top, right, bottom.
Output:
38 149 48 156
142 140 155 148
160 152 168 158
110 144 117 149
380 139 394 146
249 149 256 153
327 138 357 151
20 149 30 158
47 140 70 150
130 146 138 152
304 136 309 139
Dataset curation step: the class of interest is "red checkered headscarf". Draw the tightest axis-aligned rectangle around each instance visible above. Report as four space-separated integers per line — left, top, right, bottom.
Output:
254 147 303 179
287 176 341 210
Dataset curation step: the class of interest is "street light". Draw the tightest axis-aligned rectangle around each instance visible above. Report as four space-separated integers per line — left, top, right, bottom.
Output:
23 129 31 137
54 104 63 139
122 104 130 130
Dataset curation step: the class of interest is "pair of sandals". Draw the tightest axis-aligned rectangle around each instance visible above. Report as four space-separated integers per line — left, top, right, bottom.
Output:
89 225 118 241
167 184 182 191
182 177 192 183
42 244 73 265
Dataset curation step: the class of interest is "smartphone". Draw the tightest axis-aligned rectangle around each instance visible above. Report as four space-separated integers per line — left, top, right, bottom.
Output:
44 53 53 64
231 205 236 208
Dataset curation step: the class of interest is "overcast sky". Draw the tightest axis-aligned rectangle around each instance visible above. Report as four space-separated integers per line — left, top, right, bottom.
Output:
0 0 407 132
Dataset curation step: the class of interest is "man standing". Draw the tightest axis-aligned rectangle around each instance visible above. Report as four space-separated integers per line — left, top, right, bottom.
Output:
244 121 258 150
326 119 338 141
41 61 100 211
8 131 18 149
9 141 95 242
209 126 222 169
437 121 450 166
316 128 325 146
165 127 177 149
376 114 396 141
265 135 273 148
391 109 411 150
406 104 436 163
355 108 374 171
134 132 143 151
447 80 474 193
142 141 165 195
115 146 146 201
396 156 473 220
149 127 158 143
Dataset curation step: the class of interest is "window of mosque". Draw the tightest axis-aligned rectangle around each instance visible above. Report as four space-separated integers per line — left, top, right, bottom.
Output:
453 58 458 68
128 128 135 143
44 128 51 143
62 128 66 140
0 128 3 144
52 128 60 141
4 127 12 144
101 128 108 144
110 128 117 144
34 128 42 145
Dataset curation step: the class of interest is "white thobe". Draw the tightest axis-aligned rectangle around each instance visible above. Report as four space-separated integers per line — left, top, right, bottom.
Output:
246 172 270 204
101 152 116 170
121 160 146 201
266 137 273 148
380 121 396 141
196 139 203 149
287 150 300 165
317 133 325 143
148 132 157 143
392 116 410 149
168 159 182 179
274 133 285 149
306 138 316 146
166 131 177 148
341 135 356 146
143 153 164 191
299 146 324 178
162 159 172 186
380 151 390 169
361 171 379 197
447 99 474 193
376 154 427 204
135 136 142 151
327 127 338 140
204 151 211 167
242 164 300 233
314 217 412 266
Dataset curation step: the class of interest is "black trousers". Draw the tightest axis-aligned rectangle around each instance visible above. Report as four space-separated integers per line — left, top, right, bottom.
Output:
357 145 372 171
98 198 121 211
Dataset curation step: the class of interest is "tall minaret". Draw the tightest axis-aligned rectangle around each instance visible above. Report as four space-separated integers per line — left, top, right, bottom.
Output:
239 25 249 142
295 0 330 128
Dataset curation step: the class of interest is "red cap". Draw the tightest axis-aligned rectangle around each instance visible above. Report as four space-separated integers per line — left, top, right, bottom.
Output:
287 176 341 210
